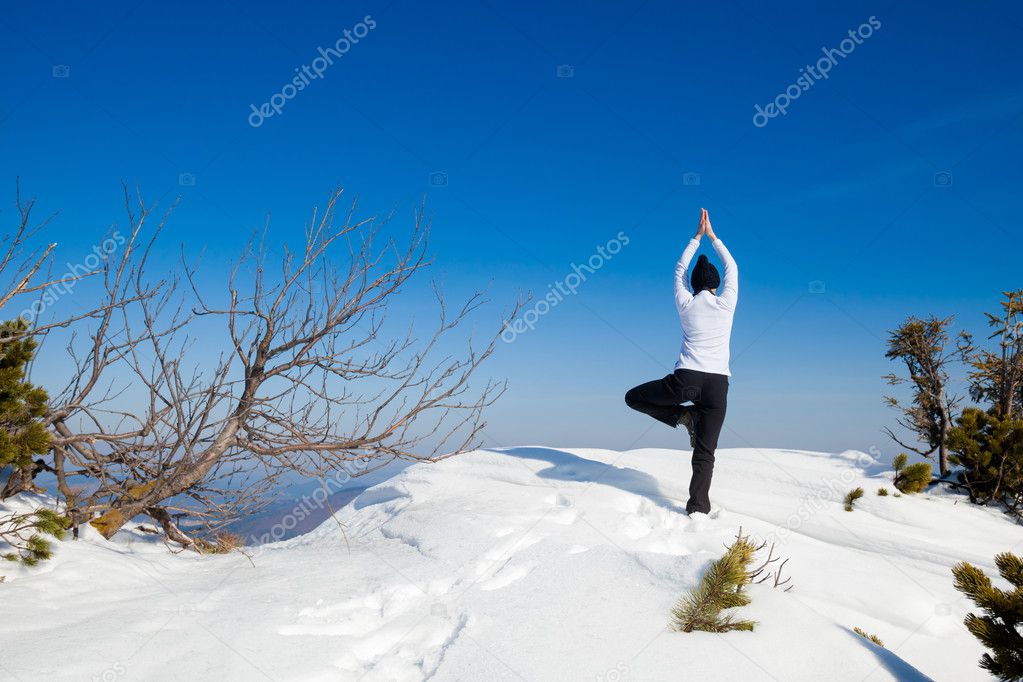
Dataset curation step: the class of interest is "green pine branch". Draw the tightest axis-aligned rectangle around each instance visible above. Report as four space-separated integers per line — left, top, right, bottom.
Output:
953 553 1023 680
671 533 758 633
0 509 70 566
844 487 864 511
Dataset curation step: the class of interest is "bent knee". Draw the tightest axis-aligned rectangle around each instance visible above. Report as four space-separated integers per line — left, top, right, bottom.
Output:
624 388 640 408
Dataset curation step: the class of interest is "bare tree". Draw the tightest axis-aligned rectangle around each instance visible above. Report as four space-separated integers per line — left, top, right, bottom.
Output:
45 188 515 548
883 315 964 476
0 182 63 316
0 181 121 500
0 181 113 330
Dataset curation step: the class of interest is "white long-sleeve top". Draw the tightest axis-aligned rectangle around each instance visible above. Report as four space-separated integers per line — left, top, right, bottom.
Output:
673 238 738 376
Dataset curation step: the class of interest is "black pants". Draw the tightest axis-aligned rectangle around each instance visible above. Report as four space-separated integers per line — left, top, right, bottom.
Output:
624 369 729 514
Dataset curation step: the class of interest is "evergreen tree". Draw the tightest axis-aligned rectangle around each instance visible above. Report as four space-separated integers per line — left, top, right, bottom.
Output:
671 534 758 633
844 487 864 511
953 552 1023 681
948 408 1023 512
892 453 933 494
0 319 50 497
0 320 63 565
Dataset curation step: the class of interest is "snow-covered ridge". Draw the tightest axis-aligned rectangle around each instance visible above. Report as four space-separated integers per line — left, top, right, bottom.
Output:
3 446 1015 681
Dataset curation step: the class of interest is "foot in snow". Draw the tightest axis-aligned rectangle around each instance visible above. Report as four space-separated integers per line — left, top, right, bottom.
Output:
684 510 715 533
683 506 722 528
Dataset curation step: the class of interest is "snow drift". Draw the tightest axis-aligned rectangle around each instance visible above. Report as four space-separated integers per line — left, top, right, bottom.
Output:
2 446 1014 681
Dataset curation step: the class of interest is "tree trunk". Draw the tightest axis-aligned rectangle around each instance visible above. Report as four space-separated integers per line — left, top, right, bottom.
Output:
145 506 197 550
1 466 36 499
938 404 951 477
1 460 50 499
86 423 241 540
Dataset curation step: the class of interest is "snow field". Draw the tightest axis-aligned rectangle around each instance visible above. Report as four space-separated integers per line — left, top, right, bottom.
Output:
3 445 1016 680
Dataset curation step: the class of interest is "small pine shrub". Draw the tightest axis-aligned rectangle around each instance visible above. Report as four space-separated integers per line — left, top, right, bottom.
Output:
877 487 889 496
844 487 864 511
853 626 885 648
892 453 932 494
953 552 1023 681
671 534 758 633
893 492 902 498
0 509 71 565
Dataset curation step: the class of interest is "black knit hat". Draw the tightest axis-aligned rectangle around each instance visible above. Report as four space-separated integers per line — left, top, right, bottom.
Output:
691 254 720 293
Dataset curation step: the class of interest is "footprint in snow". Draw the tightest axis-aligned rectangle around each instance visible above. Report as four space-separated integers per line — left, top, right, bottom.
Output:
480 561 535 591
685 513 711 533
548 508 579 525
545 493 571 507
544 493 578 524
621 514 653 539
470 532 544 585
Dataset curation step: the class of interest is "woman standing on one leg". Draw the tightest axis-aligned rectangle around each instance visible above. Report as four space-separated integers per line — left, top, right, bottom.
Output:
624 208 738 515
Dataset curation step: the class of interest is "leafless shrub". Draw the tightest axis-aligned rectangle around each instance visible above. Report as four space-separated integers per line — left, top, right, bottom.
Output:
32 186 515 549
739 527 794 591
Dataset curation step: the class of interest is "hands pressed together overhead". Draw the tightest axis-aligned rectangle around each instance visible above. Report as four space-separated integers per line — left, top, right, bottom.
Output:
694 208 717 242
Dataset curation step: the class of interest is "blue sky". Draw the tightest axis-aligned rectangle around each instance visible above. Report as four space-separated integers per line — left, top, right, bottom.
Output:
2 0 1021 458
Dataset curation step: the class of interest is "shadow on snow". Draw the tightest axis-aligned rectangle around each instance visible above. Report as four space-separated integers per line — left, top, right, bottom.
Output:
491 446 689 515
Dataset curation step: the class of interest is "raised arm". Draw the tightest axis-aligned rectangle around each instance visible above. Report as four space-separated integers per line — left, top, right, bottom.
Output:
674 215 704 310
703 211 738 309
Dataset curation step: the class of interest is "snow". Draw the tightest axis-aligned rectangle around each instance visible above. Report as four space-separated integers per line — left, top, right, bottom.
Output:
2 446 1015 681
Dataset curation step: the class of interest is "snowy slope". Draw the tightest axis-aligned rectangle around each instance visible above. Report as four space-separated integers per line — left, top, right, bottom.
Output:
2 446 1016 681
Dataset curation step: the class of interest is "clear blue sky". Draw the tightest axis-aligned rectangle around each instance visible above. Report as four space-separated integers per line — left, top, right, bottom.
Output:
2 1 1021 457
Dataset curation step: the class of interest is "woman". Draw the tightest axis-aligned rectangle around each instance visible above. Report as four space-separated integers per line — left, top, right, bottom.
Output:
624 208 738 515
